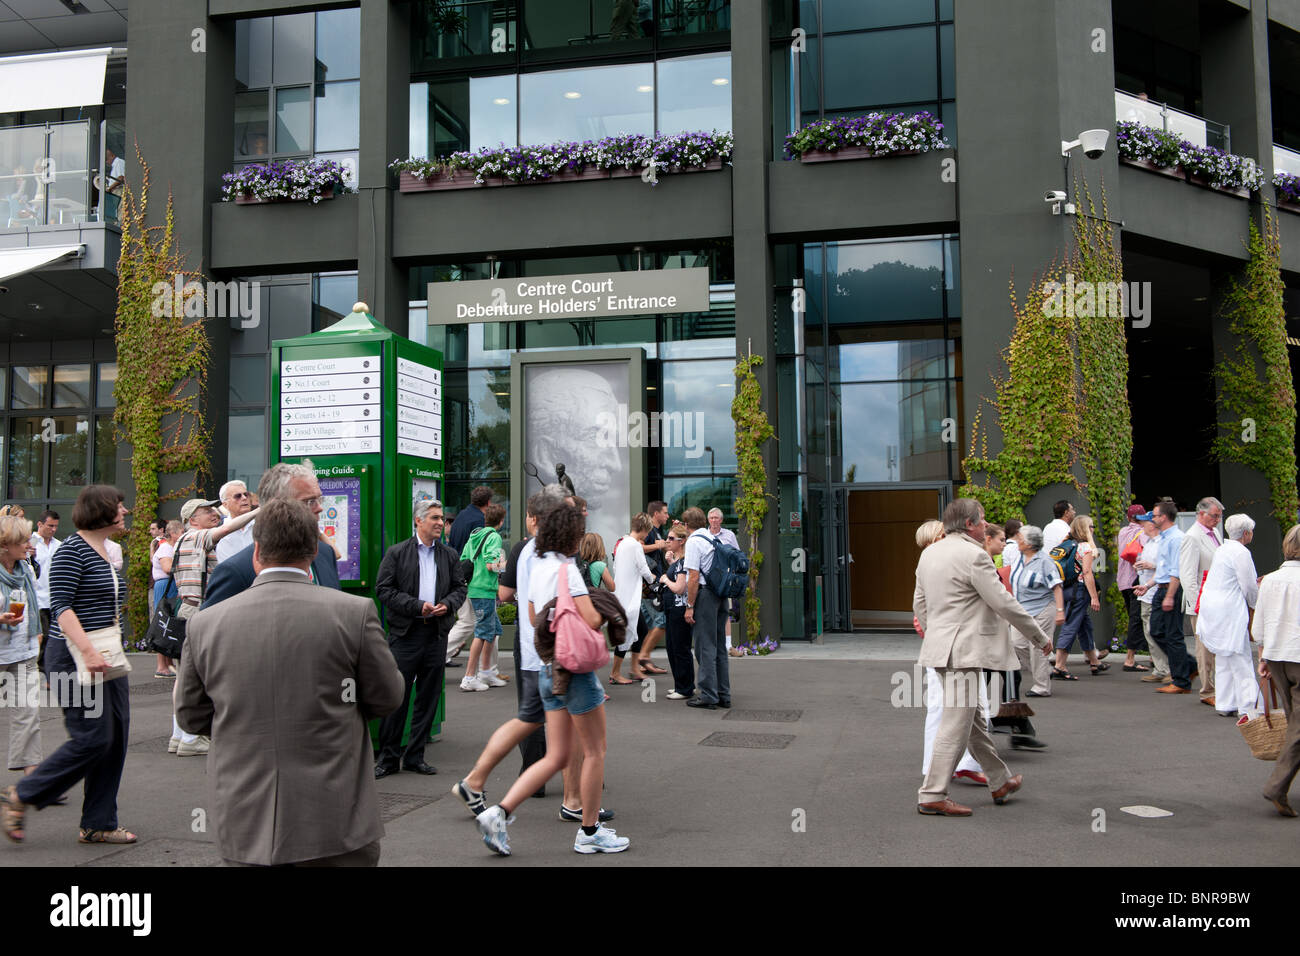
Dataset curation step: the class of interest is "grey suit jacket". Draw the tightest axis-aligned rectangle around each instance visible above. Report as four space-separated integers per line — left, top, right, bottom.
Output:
914 533 1052 670
1179 522 1222 614
176 570 405 866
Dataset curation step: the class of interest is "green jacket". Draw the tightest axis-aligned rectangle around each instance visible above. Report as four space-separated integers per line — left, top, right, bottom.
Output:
462 526 504 599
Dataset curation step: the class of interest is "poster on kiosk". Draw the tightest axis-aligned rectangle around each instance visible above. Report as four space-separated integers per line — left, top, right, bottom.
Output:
271 302 445 738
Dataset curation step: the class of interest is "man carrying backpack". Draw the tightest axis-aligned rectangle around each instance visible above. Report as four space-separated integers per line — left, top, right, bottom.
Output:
683 506 732 710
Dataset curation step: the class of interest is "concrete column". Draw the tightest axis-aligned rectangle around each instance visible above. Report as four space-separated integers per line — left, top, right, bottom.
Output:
358 0 409 332
731 0 778 643
127 0 235 495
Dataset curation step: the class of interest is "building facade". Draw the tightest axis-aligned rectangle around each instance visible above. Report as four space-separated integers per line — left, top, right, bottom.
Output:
4 0 1300 642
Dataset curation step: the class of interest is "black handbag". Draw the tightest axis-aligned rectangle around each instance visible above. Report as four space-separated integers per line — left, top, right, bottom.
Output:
146 534 207 660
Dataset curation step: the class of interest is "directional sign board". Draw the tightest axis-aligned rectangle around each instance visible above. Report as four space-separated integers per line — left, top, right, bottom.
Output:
396 357 442 461
279 356 382 456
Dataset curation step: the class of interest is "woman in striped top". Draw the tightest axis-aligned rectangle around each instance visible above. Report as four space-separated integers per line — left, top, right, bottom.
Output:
1 485 135 845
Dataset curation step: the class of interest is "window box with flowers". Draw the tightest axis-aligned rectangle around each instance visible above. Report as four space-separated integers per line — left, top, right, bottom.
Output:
783 111 950 163
1274 171 1300 214
1115 121 1185 178
1116 121 1265 197
222 158 353 204
390 130 733 192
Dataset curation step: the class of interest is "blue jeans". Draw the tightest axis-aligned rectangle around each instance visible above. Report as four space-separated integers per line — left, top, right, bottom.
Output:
691 587 730 704
1055 584 1095 652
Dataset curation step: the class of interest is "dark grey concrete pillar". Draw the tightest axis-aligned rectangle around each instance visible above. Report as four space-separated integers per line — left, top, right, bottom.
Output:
358 0 409 332
731 0 778 644
127 0 235 496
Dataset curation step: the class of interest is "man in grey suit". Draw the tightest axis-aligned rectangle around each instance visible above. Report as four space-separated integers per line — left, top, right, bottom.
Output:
914 498 1054 816
176 499 404 866
1180 496 1223 704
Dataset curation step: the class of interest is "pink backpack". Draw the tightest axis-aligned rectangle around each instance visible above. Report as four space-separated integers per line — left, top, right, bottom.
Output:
553 559 609 673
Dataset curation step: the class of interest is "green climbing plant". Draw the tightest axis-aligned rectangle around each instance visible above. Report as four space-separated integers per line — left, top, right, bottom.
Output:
732 347 775 640
114 148 211 641
1212 211 1299 530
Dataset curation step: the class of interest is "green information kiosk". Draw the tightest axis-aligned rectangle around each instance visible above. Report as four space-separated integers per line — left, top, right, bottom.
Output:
270 302 445 744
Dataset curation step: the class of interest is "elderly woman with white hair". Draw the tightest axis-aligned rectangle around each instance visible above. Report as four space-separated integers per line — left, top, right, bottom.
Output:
1196 513 1262 718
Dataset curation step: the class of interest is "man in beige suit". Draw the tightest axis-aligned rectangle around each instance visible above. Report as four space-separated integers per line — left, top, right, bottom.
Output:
177 499 405 866
1180 496 1223 704
914 498 1054 816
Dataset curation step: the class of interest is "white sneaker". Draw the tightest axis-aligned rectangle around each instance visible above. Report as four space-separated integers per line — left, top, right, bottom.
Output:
167 735 181 753
573 825 629 854
477 671 507 687
478 805 514 856
666 691 688 700
177 736 209 756
460 675 489 692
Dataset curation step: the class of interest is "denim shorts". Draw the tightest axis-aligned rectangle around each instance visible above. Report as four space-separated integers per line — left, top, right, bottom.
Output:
471 597 502 642
538 664 605 716
640 597 666 630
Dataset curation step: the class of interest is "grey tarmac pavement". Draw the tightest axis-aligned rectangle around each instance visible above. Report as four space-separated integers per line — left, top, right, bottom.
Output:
0 643 1290 867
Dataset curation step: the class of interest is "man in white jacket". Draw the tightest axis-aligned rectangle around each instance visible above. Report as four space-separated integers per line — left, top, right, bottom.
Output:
610 514 655 684
1180 496 1223 704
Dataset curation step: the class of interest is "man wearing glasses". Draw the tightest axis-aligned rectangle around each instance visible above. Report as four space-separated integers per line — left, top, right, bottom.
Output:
202 461 342 608
215 480 256 564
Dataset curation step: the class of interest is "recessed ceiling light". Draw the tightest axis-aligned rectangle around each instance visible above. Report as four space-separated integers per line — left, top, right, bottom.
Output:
563 91 582 99
28 303 42 311
493 97 510 105
711 77 729 86
637 85 654 93
646 385 657 390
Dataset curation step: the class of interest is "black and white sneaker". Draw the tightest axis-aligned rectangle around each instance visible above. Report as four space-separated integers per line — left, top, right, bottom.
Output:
558 804 614 823
452 778 487 816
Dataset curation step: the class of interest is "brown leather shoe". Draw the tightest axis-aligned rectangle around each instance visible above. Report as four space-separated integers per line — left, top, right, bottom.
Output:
991 774 1023 805
1201 696 1215 706
1156 684 1191 694
1264 794 1298 818
917 799 972 816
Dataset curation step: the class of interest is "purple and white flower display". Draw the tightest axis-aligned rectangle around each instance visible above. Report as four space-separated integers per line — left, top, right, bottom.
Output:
782 111 949 160
221 158 353 203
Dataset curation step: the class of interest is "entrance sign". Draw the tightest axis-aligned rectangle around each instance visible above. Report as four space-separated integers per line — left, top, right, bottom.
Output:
428 267 710 322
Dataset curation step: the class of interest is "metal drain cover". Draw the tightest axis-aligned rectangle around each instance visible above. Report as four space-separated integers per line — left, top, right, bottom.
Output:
722 709 802 722
699 732 795 749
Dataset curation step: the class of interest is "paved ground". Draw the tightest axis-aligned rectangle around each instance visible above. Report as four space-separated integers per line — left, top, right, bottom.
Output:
0 639 1291 867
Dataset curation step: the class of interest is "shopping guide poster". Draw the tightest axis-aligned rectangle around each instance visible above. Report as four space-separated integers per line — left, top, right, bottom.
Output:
319 476 362 580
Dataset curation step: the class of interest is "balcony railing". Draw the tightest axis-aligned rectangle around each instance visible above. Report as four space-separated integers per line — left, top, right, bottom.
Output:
1275 144 1300 178
0 120 100 228
1114 89 1229 152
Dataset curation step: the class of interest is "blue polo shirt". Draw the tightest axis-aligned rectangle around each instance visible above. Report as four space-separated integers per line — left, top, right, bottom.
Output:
1154 525 1185 585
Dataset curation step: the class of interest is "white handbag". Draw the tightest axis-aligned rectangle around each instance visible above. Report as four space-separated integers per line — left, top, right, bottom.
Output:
66 560 131 686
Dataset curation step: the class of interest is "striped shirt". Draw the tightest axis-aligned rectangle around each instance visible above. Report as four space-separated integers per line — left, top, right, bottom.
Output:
174 528 219 611
48 533 124 640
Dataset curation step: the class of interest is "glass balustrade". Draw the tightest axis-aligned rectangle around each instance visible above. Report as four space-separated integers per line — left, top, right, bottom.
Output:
0 120 96 228
1114 89 1229 152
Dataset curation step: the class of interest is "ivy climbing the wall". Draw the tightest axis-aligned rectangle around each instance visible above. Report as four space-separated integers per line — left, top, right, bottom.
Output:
114 149 211 641
1212 211 1299 531
732 347 775 640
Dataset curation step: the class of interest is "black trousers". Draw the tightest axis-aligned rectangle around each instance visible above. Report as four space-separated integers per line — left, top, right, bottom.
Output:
664 605 695 696
1150 586 1193 689
1122 588 1148 652
514 632 546 773
377 622 446 768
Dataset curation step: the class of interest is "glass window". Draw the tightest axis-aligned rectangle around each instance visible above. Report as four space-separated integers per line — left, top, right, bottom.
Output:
227 410 266 489
657 52 731 135
521 316 657 355
832 381 951 482
444 369 511 479
660 359 737 476
275 87 312 153
470 75 519 149
53 364 91 408
822 0 937 31
316 8 362 82
0 368 7 411
520 63 654 143
315 80 360 152
522 0 653 52
660 310 734 359
827 238 945 324
11 367 47 410
235 17 273 91
229 356 268 405
235 91 270 159
412 0 518 64
940 23 954 99
662 476 734 520
315 272 359 330
659 0 731 37
94 416 117 485
822 27 937 109
8 418 46 499
822 331 952 383
409 305 429 346
316 150 358 189
49 416 90 498
268 281 311 341
273 13 315 86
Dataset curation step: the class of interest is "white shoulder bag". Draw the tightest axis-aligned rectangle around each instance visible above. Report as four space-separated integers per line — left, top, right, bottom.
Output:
66 558 131 686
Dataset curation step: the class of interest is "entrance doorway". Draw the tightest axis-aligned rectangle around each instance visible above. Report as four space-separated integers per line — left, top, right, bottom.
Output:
826 484 949 630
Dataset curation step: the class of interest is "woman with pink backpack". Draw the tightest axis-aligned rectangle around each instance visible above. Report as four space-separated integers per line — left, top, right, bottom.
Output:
475 502 630 856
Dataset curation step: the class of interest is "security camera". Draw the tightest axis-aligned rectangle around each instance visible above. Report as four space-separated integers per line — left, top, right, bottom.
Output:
1061 129 1110 159
1044 190 1066 203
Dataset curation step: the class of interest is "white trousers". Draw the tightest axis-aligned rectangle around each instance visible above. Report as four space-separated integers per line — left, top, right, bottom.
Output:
922 666 985 775
1140 602 1170 676
446 599 474 662
1215 647 1263 717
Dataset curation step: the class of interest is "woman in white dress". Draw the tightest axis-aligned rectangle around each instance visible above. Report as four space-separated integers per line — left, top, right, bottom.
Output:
1196 514 1262 718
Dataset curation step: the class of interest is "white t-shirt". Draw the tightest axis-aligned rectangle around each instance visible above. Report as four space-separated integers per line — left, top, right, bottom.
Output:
1001 539 1021 570
1137 536 1159 605
216 521 254 563
528 552 589 636
152 540 175 582
31 533 60 609
1043 519 1071 554
514 539 540 672
684 528 718 581
612 534 652 621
